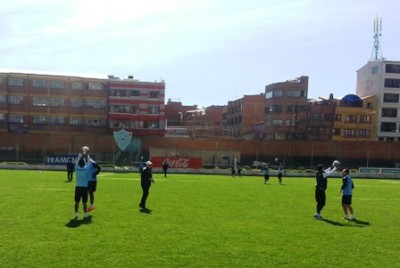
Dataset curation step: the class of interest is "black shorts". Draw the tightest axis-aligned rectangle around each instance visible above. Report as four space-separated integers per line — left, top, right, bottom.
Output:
342 195 352 205
75 186 88 203
264 175 269 180
88 180 97 192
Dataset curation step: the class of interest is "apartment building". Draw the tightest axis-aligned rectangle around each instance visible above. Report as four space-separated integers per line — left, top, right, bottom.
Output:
224 94 266 139
332 95 377 141
264 76 309 140
0 70 165 137
356 60 400 141
307 96 336 141
108 75 165 136
0 70 109 135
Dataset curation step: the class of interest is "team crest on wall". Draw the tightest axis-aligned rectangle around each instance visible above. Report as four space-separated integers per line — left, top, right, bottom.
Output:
113 129 132 151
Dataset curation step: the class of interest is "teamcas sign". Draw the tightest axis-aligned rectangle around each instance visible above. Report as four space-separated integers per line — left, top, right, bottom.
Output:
151 157 202 169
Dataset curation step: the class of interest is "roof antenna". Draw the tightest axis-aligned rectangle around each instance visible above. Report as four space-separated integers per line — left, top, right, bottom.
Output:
370 16 384 61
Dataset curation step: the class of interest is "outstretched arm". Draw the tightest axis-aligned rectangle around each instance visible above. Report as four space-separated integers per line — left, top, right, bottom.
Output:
323 166 337 178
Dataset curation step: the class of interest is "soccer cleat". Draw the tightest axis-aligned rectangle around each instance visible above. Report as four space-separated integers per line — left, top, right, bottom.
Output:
313 213 322 220
87 205 96 212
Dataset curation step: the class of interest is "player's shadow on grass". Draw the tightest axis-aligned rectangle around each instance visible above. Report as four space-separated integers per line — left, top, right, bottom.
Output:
322 218 370 227
65 215 93 228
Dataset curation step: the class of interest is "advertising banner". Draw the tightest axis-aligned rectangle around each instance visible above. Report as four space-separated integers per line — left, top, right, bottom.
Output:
151 156 202 169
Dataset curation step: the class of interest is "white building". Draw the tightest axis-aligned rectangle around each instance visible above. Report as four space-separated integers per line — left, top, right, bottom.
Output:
356 60 400 141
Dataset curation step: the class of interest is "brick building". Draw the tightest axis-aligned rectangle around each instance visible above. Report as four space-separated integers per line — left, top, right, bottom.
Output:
224 94 266 139
264 76 309 140
0 70 109 135
108 75 165 136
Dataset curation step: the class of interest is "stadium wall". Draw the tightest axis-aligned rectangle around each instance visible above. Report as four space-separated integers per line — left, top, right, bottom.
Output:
0 132 399 168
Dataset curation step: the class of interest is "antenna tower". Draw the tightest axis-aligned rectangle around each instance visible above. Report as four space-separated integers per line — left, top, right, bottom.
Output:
370 17 384 61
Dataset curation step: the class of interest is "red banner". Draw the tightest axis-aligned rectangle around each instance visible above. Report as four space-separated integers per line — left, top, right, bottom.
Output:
151 156 202 169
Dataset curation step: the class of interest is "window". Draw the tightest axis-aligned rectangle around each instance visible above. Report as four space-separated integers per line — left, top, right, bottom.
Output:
359 115 371 123
334 114 341 121
0 77 3 85
273 90 284 98
48 116 64 124
49 80 64 89
146 121 160 129
8 115 24 123
310 113 319 120
332 128 340 135
0 114 5 121
33 116 47 124
359 129 370 137
33 97 48 107
272 119 284 127
323 114 334 121
149 91 159 98
345 115 357 123
131 106 139 114
32 79 47 88
70 99 83 108
148 106 160 114
272 105 283 113
129 90 140 97
8 78 23 86
386 64 400 74
287 90 300 97
71 82 84 90
85 99 106 109
380 122 396 132
49 98 64 107
88 82 103 90
384 78 400 88
344 129 356 137
381 108 397 118
383 93 399 103
8 96 23 105
70 117 84 126
86 118 106 126
371 66 379 74
0 95 5 104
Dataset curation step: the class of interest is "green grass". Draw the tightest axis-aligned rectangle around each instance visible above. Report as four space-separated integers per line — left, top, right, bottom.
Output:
1 170 400 267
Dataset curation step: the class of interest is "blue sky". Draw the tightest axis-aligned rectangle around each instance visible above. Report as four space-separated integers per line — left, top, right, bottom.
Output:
0 0 399 107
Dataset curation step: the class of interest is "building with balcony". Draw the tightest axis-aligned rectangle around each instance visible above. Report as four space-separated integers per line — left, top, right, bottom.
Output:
0 70 109 135
0 70 166 137
356 60 400 141
108 75 165 136
332 95 377 141
264 76 309 140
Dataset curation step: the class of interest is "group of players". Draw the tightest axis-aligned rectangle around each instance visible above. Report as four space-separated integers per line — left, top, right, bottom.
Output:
70 150 355 221
314 160 355 221
68 146 101 220
70 147 156 219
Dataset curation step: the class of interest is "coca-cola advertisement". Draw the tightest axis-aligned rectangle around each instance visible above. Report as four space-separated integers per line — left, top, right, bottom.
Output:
151 156 202 169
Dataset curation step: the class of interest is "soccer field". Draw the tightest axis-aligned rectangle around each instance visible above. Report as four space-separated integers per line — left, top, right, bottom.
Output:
1 170 399 267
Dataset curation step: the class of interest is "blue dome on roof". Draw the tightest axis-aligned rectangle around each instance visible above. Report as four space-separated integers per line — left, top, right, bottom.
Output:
341 94 362 107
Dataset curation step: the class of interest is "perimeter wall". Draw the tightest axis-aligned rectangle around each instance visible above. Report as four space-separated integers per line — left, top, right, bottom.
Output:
1 132 399 169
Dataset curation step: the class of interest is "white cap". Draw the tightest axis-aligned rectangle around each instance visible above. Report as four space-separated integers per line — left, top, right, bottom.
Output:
146 161 152 166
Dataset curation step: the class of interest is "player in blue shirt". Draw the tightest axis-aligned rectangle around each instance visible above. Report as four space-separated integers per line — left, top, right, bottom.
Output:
339 169 355 220
80 145 102 212
261 164 269 184
74 156 89 219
